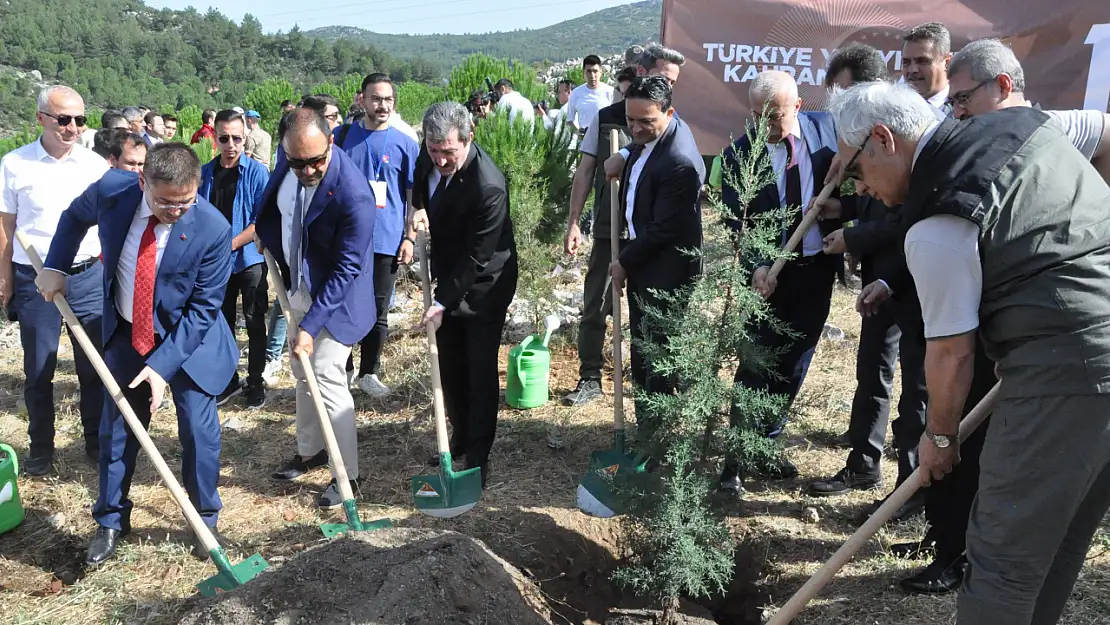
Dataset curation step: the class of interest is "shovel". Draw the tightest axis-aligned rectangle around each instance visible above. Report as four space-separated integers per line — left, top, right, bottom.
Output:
767 381 1001 625
16 233 267 596
410 229 483 518
767 178 838 280
262 250 392 538
577 129 650 518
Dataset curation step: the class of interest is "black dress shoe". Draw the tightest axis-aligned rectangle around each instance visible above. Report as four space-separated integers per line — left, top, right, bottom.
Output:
756 456 798 480
900 556 967 595
856 490 926 526
807 467 882 497
271 450 328 482
426 446 467 467
86 526 126 565
889 538 936 559
833 430 852 448
716 463 745 498
21 454 52 476
193 528 231 560
464 462 489 489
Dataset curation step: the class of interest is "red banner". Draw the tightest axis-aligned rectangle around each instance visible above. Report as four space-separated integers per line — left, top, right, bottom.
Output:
661 0 1110 154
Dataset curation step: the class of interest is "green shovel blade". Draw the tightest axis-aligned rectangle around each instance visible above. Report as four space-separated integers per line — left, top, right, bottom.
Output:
320 499 393 538
195 549 269 597
411 453 482 519
577 436 648 518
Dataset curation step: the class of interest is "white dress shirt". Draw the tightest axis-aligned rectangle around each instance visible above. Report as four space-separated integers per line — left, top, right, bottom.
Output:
768 126 822 256
276 170 318 313
115 197 172 323
624 138 660 240
927 85 950 113
0 139 107 266
427 169 453 202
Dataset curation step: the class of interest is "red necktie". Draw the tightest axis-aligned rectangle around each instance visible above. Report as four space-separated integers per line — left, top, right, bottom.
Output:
132 216 158 355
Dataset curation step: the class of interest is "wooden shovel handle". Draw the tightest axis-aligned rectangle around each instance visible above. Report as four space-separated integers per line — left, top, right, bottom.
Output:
767 179 838 281
413 228 451 456
16 232 222 553
768 381 1001 624
262 250 355 502
609 129 625 431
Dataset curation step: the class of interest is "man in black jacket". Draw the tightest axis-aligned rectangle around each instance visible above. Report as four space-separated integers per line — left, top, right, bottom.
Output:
409 102 518 488
608 75 704 441
806 44 929 526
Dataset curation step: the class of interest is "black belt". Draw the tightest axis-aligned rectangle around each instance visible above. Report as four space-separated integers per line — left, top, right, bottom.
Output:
67 258 99 275
790 252 834 268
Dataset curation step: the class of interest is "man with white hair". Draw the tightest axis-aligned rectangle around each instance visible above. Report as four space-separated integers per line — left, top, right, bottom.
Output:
0 85 109 475
826 80 1110 624
715 69 842 496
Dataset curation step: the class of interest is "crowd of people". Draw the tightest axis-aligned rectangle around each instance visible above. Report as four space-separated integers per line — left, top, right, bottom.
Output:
1 22 1109 625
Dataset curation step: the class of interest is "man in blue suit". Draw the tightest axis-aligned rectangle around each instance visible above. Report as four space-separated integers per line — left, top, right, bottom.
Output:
256 107 376 510
35 143 238 565
717 70 843 496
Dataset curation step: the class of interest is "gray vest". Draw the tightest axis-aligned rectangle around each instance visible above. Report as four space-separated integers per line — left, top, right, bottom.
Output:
903 108 1110 397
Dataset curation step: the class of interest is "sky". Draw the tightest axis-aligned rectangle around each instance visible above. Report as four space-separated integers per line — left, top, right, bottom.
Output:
152 0 638 35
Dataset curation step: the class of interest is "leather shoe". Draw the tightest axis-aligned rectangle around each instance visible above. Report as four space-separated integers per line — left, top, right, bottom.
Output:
807 467 882 496
756 456 798 480
21 454 52 477
716 463 744 498
193 528 231 560
889 538 936 559
271 449 328 482
900 556 967 595
86 526 126 565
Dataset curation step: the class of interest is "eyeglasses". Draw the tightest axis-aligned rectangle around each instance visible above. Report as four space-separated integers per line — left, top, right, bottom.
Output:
151 198 196 213
945 77 997 109
41 112 87 127
368 96 394 105
218 135 244 145
324 112 340 123
842 133 872 181
287 149 329 171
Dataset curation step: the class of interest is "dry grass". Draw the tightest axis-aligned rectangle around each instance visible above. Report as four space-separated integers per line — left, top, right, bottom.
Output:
0 282 1108 625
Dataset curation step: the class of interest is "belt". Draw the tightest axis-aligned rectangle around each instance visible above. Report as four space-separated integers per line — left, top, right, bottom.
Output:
67 258 99 275
790 252 832 268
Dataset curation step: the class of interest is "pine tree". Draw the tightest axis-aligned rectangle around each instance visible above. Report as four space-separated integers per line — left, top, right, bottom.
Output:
611 111 803 624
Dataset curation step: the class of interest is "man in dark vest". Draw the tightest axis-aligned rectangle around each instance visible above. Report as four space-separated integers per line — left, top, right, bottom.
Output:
828 80 1110 625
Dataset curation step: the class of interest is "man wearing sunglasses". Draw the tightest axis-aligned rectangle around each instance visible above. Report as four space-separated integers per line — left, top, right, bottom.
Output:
256 107 377 510
827 80 1110 625
0 85 109 476
199 109 271 410
35 143 239 566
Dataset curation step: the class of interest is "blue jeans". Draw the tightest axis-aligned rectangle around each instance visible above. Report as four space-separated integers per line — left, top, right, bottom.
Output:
266 297 286 362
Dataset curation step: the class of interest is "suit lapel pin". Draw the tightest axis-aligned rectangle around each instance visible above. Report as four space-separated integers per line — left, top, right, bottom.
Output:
180 234 187 241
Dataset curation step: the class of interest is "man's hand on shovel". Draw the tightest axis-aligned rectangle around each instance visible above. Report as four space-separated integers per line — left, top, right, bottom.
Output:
35 269 68 302
421 304 444 331
130 366 168 414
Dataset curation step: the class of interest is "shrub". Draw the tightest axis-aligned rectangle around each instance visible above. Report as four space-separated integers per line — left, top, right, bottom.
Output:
244 78 297 138
395 82 446 128
0 127 38 160
447 53 546 105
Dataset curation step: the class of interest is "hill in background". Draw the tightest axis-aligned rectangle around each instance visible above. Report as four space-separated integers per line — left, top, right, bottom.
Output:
307 0 663 66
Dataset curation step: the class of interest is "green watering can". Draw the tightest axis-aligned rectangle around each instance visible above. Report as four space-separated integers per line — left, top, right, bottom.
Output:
0 443 25 535
506 315 560 409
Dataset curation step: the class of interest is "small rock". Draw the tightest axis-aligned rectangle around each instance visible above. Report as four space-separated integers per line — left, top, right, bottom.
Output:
822 323 845 342
803 506 820 524
45 512 66 529
221 417 244 431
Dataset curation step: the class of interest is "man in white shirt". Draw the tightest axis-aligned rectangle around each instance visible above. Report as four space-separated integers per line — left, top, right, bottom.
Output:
0 85 109 476
902 22 953 116
564 55 615 134
493 78 535 125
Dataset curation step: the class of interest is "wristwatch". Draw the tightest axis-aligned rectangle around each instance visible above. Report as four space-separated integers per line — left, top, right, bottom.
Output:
926 430 957 448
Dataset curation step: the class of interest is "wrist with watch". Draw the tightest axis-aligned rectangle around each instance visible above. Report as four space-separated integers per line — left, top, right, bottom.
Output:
926 429 958 448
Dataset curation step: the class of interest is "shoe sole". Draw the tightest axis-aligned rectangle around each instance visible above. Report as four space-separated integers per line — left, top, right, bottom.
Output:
808 482 883 497
216 388 243 406
245 397 267 410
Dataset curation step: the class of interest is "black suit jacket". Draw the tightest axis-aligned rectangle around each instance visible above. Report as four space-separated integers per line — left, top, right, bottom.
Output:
720 112 843 267
413 142 518 317
840 194 907 286
618 115 705 290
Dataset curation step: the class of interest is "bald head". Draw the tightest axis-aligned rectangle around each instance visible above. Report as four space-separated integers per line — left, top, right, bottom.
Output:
749 70 802 143
37 85 83 114
280 107 334 187
35 85 86 153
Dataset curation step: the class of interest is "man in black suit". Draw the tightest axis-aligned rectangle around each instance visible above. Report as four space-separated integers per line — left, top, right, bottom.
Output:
408 101 518 488
806 45 929 526
608 75 705 440
718 70 842 495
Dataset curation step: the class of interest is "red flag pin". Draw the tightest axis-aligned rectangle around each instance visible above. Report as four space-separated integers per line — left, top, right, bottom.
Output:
180 234 187 240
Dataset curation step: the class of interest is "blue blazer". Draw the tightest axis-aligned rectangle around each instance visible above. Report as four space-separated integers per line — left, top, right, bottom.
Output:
199 155 270 273
255 146 376 346
45 170 238 395
721 111 843 265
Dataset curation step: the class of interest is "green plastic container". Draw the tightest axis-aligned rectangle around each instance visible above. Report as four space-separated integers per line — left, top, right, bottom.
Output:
0 443 24 534
506 334 551 409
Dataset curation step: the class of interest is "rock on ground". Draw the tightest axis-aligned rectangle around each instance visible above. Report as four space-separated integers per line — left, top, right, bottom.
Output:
180 528 553 625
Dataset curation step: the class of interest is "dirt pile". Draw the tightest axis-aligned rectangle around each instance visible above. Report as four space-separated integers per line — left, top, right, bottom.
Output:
180 528 554 625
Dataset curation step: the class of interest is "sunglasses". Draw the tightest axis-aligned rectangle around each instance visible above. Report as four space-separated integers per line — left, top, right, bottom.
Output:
41 112 87 127
287 150 329 171
218 135 244 145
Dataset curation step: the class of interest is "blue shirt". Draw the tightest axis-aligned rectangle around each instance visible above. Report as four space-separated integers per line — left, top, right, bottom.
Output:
198 155 270 272
333 123 419 256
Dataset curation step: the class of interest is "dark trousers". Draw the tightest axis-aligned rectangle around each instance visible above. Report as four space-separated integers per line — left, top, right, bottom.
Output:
436 286 514 469
925 338 998 565
11 262 105 457
731 254 838 437
628 278 688 439
221 262 268 388
577 238 614 381
94 320 222 531
347 253 398 378
845 298 927 482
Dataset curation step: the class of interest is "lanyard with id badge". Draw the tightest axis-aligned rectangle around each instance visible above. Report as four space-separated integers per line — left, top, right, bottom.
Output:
365 127 391 209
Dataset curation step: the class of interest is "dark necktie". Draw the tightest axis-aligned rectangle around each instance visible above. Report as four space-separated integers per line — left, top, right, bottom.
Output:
784 135 804 237
289 183 305 296
428 174 448 214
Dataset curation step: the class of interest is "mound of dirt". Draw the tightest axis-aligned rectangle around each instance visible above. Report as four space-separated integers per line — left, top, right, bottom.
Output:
180 528 554 625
